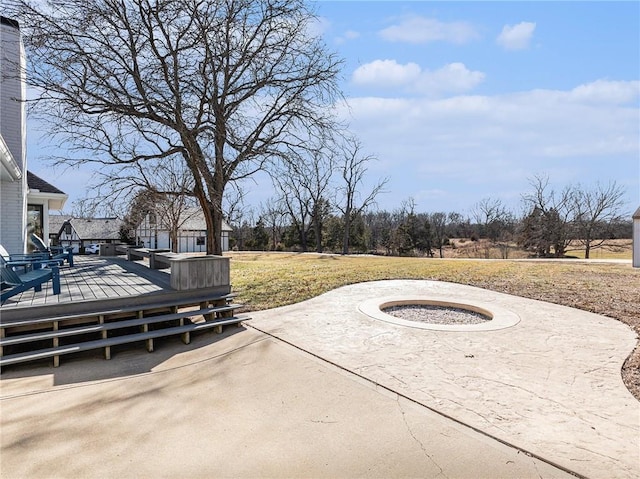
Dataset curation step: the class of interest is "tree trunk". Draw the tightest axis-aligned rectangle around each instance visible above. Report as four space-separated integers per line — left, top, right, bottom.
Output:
313 203 323 253
210 204 223 256
271 221 278 251
195 193 222 256
314 218 323 253
342 207 351 255
170 229 179 253
585 241 591 259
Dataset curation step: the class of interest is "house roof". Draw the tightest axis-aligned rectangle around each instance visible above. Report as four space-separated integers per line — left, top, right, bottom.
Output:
27 171 65 194
49 215 69 235
1 16 20 29
27 171 68 210
0 134 21 181
633 207 640 220
50 216 123 240
175 207 207 231
160 207 233 232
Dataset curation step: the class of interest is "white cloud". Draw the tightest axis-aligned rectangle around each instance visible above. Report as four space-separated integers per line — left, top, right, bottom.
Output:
570 79 640 104
337 79 639 212
335 29 361 45
379 16 479 44
351 60 485 96
415 63 485 95
496 22 536 50
308 16 331 37
352 60 421 88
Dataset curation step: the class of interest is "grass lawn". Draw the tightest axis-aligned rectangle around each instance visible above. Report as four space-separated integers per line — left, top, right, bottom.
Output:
564 239 633 260
228 252 640 399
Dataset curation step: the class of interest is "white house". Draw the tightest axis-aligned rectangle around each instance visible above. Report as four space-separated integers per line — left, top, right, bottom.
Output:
50 216 123 254
135 207 232 253
0 16 67 254
1 16 28 254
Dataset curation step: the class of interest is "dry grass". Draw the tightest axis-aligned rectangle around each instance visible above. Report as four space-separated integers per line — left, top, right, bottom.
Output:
229 252 640 400
443 238 632 260
564 239 633 260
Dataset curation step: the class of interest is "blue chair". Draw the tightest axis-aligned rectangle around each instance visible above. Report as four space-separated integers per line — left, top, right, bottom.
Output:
0 245 52 271
1 261 61 303
29 234 74 267
0 244 59 272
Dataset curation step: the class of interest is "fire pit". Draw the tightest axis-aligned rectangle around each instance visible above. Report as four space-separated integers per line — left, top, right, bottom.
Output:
358 297 520 331
382 303 490 325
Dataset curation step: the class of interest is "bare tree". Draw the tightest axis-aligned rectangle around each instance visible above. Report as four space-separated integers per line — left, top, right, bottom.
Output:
231 208 256 251
120 189 162 245
472 197 516 258
521 175 577 257
223 183 248 229
428 212 447 258
92 155 203 251
363 210 395 255
573 181 627 259
271 144 333 252
14 0 343 255
335 136 388 254
156 200 201 253
70 198 100 220
294 146 335 253
259 198 287 250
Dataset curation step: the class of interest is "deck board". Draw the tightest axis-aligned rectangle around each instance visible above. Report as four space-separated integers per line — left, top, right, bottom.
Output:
1 256 171 309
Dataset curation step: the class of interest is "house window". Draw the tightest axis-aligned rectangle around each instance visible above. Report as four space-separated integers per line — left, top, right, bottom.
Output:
196 236 205 245
64 223 72 235
27 204 44 251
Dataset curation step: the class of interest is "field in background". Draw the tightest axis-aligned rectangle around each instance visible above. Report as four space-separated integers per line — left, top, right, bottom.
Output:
228 252 640 399
443 238 632 260
564 239 633 260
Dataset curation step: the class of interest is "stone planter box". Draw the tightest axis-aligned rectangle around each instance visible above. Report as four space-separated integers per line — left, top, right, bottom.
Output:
99 243 117 256
170 255 230 291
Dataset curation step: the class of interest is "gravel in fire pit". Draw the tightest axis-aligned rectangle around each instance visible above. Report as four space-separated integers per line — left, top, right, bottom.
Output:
382 304 491 325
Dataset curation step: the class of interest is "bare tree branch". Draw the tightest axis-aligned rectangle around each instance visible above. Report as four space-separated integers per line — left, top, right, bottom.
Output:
12 0 344 254
335 136 388 254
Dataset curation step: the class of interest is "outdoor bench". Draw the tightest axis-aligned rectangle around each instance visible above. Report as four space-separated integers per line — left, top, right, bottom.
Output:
114 244 131 255
127 247 152 261
149 251 184 269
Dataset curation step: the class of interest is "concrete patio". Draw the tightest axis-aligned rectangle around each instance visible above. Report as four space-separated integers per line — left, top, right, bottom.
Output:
1 279 638 478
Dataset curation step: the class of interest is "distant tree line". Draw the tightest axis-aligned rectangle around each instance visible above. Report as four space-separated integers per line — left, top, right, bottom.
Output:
229 175 631 259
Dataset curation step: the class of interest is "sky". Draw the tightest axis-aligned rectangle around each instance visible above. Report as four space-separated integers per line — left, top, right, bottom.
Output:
27 0 640 218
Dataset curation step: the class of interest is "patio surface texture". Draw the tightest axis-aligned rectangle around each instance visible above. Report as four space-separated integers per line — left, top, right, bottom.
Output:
1 279 638 478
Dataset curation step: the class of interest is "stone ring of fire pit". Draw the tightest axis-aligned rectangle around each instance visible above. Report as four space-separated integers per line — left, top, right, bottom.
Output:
358 296 520 332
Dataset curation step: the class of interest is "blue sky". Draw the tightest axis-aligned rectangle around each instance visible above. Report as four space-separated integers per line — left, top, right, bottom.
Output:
28 1 639 217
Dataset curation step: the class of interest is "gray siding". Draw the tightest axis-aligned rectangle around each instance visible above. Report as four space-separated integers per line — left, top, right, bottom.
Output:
0 18 27 254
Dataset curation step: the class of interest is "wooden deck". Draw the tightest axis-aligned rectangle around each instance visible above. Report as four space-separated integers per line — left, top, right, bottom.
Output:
1 256 171 309
1 255 243 369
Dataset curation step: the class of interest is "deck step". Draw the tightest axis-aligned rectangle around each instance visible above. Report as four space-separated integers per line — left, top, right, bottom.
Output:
0 317 250 367
0 305 243 347
1 293 238 329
